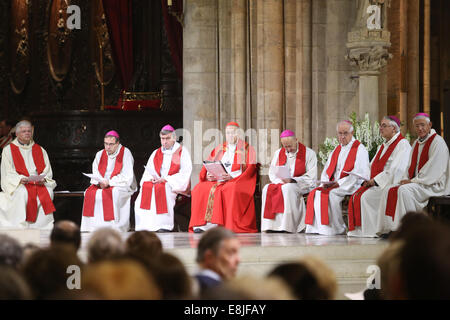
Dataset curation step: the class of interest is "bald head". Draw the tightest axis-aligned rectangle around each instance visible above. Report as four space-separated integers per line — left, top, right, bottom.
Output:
50 220 81 251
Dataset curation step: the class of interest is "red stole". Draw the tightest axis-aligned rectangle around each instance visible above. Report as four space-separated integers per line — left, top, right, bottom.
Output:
211 140 247 172
385 133 437 221
264 143 307 220
348 134 404 231
140 146 182 214
82 146 125 221
9 143 55 222
305 140 361 225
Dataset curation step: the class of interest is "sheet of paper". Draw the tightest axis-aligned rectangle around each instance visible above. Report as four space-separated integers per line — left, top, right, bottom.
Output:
28 174 46 182
315 180 336 186
82 172 107 183
203 161 227 180
343 171 368 181
272 165 291 180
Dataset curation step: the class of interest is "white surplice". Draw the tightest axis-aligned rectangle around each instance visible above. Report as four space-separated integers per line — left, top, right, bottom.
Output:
80 145 137 232
305 137 370 235
347 132 411 237
134 142 192 231
376 129 450 235
261 146 317 233
0 139 56 230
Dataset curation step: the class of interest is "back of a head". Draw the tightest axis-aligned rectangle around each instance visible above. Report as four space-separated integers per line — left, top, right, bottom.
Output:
87 228 124 263
21 245 82 299
125 231 163 260
148 252 193 300
269 262 328 300
50 220 81 251
196 227 235 263
203 275 294 300
0 266 32 300
390 211 433 242
298 255 337 300
0 234 23 269
82 258 161 300
399 222 450 299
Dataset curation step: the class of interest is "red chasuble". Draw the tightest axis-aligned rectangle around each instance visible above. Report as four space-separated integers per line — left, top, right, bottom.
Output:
384 133 437 221
347 134 404 230
188 140 258 233
263 143 306 220
139 146 182 214
10 143 56 222
305 140 361 226
82 146 125 221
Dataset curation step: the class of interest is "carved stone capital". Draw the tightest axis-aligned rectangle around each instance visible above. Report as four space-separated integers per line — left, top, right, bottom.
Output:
345 28 392 73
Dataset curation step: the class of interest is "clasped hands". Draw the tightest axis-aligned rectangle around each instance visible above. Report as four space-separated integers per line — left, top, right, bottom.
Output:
20 178 45 186
206 172 232 182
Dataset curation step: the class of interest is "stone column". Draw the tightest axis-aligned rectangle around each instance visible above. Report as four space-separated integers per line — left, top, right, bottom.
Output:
183 0 219 186
346 1 392 123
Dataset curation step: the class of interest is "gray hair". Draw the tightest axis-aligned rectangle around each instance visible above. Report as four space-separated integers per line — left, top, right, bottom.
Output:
15 120 32 134
336 121 354 133
413 115 431 123
160 130 176 139
196 227 236 263
87 228 125 263
0 234 23 269
382 116 400 133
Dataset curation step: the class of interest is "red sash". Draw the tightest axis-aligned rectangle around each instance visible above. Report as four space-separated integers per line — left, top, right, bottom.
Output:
264 143 307 220
348 134 404 230
9 143 55 222
140 146 182 214
82 146 125 221
211 140 248 172
305 140 361 225
385 133 437 221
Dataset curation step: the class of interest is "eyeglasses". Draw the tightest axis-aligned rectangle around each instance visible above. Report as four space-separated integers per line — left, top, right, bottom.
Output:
380 124 393 128
104 142 118 147
337 132 351 136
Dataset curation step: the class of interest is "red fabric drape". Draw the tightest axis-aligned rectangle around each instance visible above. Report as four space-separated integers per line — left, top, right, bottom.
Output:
102 0 134 91
161 0 183 80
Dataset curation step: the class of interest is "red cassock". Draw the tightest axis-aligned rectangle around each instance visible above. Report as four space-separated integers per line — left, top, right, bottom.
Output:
188 139 258 233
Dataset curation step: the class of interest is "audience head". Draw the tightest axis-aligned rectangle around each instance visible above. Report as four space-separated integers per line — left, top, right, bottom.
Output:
82 258 161 300
389 211 433 242
196 227 241 280
0 266 32 300
268 261 331 300
87 228 125 263
377 240 405 300
297 255 337 300
336 120 354 146
21 245 82 299
125 230 163 261
202 275 294 300
148 252 193 300
0 234 23 269
50 220 81 251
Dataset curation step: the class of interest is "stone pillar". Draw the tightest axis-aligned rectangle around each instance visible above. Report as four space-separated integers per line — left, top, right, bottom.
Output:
346 0 392 123
183 0 219 186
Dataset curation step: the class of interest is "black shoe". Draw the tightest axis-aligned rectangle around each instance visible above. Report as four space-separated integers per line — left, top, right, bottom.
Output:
194 228 204 234
156 229 172 233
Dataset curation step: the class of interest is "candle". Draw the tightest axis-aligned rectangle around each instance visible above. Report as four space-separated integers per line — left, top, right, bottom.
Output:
168 0 172 6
